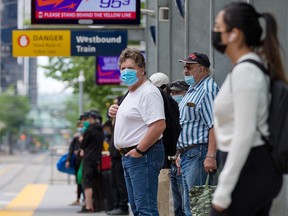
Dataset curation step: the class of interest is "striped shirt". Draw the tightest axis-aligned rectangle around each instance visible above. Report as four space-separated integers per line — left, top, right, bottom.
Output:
177 76 219 150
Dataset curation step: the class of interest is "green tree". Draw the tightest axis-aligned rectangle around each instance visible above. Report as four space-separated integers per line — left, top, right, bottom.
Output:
62 94 91 130
42 56 122 115
0 90 31 154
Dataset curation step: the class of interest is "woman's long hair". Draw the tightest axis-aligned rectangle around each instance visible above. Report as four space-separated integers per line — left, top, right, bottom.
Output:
223 2 287 83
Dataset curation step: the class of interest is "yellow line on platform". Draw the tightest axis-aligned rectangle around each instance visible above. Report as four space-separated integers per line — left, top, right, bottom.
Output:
0 184 48 216
0 165 14 176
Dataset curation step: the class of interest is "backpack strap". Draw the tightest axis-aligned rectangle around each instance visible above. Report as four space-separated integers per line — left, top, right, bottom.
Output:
239 59 270 76
232 59 271 144
118 91 129 106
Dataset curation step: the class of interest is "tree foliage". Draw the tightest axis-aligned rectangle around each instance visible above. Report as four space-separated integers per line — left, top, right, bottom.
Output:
41 56 123 115
0 89 31 153
0 91 31 133
62 94 91 129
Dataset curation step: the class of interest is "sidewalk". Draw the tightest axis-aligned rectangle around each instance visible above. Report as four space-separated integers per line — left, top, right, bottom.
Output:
0 151 286 216
34 184 114 216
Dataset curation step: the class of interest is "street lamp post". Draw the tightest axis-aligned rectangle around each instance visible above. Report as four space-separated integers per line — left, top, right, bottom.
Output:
0 0 4 92
78 70 85 116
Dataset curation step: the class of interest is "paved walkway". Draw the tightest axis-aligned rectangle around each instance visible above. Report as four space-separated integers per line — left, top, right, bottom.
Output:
0 151 287 216
34 184 114 216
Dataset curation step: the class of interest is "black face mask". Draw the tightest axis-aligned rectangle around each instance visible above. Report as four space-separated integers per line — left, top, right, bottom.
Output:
212 31 227 54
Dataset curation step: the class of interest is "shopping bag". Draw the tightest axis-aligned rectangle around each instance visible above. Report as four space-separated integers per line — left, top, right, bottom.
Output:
189 174 217 216
56 153 75 175
101 151 111 171
77 161 83 184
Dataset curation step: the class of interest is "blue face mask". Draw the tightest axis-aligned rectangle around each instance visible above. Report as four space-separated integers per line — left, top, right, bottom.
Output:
120 69 139 86
172 95 184 104
185 75 196 86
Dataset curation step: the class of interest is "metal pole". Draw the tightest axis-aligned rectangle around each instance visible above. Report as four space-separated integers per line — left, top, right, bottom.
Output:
78 70 85 116
209 0 215 73
79 81 83 115
184 0 189 57
0 0 3 92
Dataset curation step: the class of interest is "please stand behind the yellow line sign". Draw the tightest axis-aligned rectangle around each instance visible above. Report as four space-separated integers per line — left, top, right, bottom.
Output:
12 30 71 57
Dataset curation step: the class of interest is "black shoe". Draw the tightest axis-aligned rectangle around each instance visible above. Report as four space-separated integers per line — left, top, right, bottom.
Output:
107 208 129 215
77 206 94 213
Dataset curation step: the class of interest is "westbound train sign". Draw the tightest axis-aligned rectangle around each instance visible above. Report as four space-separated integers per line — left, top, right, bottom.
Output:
12 30 127 57
71 30 127 56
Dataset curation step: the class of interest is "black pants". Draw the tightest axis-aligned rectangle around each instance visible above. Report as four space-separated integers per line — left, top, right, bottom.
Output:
210 145 283 216
110 158 129 211
101 170 115 211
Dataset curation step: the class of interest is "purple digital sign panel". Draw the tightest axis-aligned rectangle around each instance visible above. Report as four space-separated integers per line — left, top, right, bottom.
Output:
31 0 140 25
96 56 120 85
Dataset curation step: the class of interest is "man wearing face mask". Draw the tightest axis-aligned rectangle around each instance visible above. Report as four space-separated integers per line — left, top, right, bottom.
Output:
79 110 104 213
65 120 85 206
168 80 189 216
170 80 189 103
108 48 166 216
177 52 219 216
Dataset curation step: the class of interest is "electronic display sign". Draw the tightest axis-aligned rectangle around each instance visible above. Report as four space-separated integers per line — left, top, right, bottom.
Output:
96 56 121 85
31 0 141 25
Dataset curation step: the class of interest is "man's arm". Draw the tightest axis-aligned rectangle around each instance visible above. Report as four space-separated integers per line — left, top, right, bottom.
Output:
108 104 119 119
65 137 76 168
204 127 217 172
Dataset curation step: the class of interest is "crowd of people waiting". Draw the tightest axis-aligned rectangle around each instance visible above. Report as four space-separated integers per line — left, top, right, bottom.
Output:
63 2 286 215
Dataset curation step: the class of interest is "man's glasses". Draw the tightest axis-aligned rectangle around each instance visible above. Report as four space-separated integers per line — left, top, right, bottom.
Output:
184 65 202 72
183 65 192 71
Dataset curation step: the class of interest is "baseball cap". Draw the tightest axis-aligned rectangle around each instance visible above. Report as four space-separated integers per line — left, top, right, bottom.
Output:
88 110 103 124
178 52 210 68
170 80 189 91
149 72 170 87
89 110 102 119
79 112 90 120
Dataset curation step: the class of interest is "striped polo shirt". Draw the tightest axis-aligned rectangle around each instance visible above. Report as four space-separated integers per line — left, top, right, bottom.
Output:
177 76 219 150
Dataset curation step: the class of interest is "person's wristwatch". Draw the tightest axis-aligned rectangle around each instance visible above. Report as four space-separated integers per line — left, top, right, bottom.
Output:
135 146 145 156
206 154 216 159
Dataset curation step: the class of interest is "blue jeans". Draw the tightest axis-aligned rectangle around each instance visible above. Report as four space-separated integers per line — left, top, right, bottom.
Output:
170 163 185 216
180 144 208 216
122 141 164 216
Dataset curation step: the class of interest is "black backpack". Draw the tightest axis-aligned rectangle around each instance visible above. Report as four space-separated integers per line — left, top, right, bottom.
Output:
158 88 182 158
119 88 182 160
240 59 288 174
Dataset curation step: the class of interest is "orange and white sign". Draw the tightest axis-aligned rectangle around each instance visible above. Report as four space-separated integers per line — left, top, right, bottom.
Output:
13 30 71 57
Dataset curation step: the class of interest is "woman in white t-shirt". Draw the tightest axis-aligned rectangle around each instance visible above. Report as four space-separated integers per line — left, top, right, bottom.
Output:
210 2 287 216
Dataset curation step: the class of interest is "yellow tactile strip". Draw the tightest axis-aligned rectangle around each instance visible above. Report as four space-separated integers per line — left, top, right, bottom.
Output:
0 184 48 216
0 165 15 176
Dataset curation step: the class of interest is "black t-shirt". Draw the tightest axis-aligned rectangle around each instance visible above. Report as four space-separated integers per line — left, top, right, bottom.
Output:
81 123 104 163
67 136 81 161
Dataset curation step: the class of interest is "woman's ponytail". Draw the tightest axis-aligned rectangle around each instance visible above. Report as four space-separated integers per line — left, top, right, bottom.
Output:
261 13 287 82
